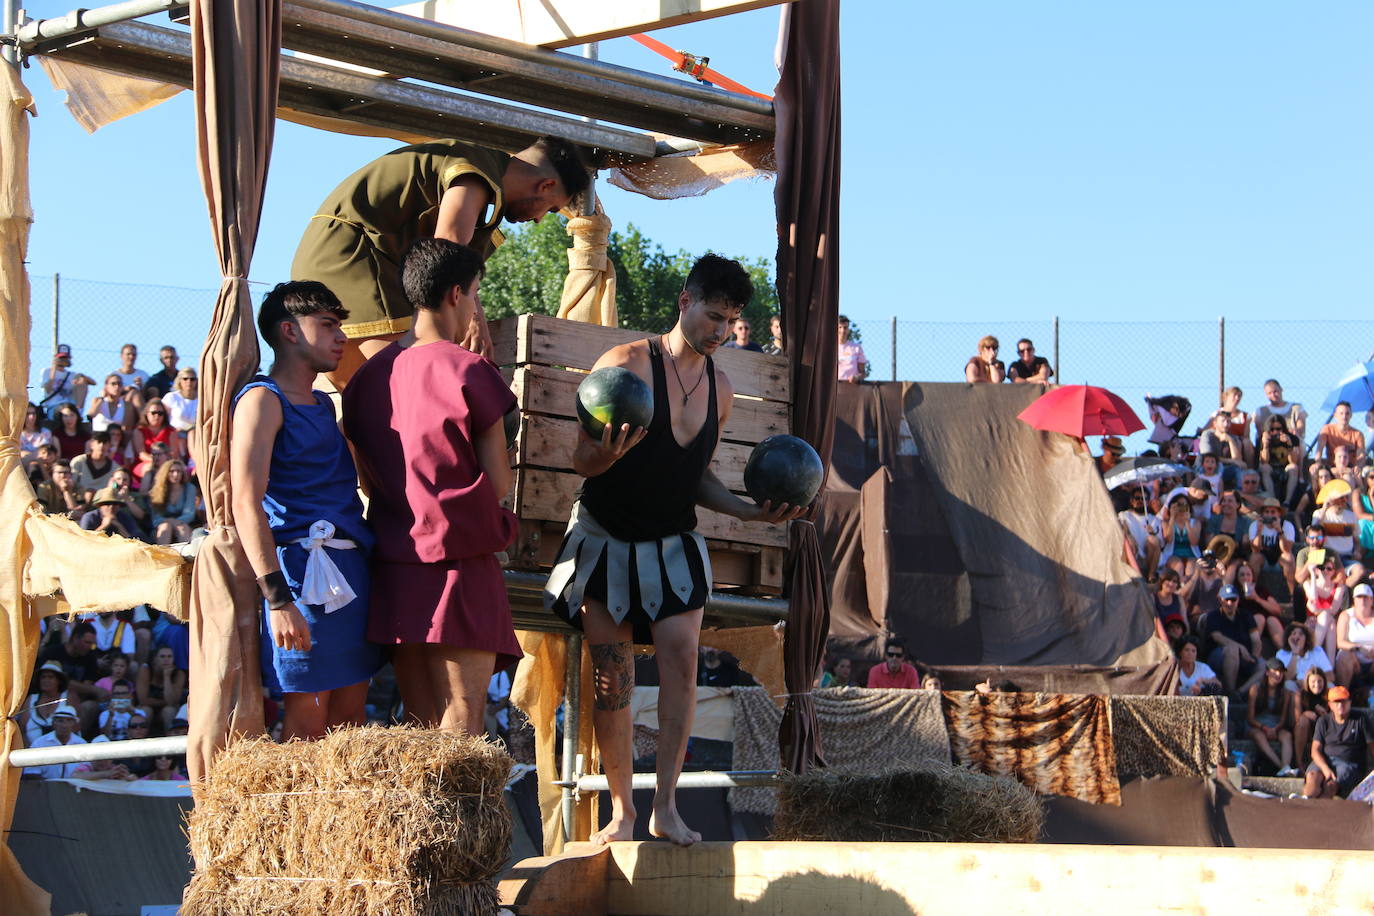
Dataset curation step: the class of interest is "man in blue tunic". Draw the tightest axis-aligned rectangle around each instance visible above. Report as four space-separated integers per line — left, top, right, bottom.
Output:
231 281 382 740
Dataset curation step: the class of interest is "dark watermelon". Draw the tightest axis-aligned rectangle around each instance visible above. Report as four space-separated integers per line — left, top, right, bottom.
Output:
576 366 654 440
744 435 823 508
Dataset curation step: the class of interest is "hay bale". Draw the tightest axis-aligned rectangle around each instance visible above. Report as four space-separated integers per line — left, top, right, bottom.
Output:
183 727 512 916
772 762 1044 844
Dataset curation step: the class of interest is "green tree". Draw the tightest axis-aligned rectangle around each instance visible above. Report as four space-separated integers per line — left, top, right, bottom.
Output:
482 216 779 338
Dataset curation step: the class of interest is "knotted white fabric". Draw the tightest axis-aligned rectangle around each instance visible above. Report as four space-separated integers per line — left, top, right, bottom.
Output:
291 519 357 613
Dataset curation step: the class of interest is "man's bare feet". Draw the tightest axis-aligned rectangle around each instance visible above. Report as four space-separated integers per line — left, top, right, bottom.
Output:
648 803 701 846
591 812 636 846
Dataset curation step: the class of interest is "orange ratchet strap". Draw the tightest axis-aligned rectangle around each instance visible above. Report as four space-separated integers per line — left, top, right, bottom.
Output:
629 33 773 101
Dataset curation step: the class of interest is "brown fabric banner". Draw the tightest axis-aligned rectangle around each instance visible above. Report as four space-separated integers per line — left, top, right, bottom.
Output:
773 0 840 778
943 691 1121 805
185 0 281 781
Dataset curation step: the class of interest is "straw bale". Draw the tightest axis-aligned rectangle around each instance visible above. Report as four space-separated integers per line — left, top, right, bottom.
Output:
183 727 512 916
772 762 1044 844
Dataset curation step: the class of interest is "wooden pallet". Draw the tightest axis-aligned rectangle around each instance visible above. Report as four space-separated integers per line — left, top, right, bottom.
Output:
492 314 790 594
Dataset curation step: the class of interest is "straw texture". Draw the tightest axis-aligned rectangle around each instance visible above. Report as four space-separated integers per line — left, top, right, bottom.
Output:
183 727 512 916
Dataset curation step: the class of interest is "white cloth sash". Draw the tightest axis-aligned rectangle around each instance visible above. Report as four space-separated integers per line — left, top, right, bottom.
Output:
291 519 358 613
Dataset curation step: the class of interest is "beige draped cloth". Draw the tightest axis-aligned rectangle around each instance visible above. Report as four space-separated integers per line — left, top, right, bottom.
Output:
555 204 617 326
0 61 53 916
184 0 282 782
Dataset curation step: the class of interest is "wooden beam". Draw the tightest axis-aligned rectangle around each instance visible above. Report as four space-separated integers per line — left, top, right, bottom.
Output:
536 841 1374 916
393 0 790 50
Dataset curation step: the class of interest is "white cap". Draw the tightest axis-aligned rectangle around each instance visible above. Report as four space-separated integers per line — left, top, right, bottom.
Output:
1355 584 1374 599
52 704 78 720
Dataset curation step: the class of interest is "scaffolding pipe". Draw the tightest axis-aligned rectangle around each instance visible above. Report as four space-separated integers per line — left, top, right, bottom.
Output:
7 735 187 768
574 770 781 792
559 632 583 844
1 0 17 66
15 0 183 44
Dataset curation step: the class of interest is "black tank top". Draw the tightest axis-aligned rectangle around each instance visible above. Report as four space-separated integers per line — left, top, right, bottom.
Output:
581 337 718 542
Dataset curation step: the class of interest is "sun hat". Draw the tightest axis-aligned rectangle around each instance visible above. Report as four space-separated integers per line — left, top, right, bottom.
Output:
52 704 78 720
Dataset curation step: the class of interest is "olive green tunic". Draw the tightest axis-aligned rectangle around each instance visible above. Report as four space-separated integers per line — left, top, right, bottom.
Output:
291 140 509 338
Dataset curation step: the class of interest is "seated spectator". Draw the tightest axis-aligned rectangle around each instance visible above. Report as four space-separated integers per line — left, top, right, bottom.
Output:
26 442 57 487
1301 685 1372 799
1161 614 1188 645
1295 465 1334 529
20 403 54 470
1317 402 1367 468
38 620 107 737
1220 387 1255 466
1294 668 1331 769
1334 584 1374 695
1192 452 1224 496
1182 477 1215 523
115 713 156 778
1258 415 1301 506
761 315 784 356
86 611 138 664
69 736 136 782
1203 584 1261 695
38 344 94 415
1176 636 1222 696
1320 444 1363 496
1236 562 1284 651
697 646 756 687
722 317 764 352
1248 498 1296 594
1153 568 1191 627
87 373 135 433
963 334 1003 384
34 459 86 519
1095 436 1125 476
137 441 172 493
1007 338 1053 384
104 465 149 534
819 656 853 687
1189 553 1226 622
112 342 150 393
94 652 134 697
132 398 182 484
106 423 135 467
148 459 199 544
1247 659 1298 776
1204 491 1250 577
137 645 187 734
1197 412 1244 470
71 431 117 499
162 367 198 434
98 680 138 741
1255 379 1307 445
22 704 86 780
1315 490 1362 579
80 487 143 541
1354 468 1374 559
838 315 869 382
1236 470 1268 517
1277 621 1332 692
920 673 943 691
1160 493 1202 578
866 638 920 688
1120 488 1162 579
141 754 187 782
18 660 69 746
48 403 89 460
1305 554 1350 660
146 345 180 398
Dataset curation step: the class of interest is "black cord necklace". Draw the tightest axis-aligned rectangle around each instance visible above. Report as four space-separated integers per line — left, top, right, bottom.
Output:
662 335 707 407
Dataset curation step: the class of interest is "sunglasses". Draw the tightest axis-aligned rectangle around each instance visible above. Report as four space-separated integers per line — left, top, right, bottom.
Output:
885 651 903 658
1018 347 1033 354
148 410 166 416
1221 597 1238 603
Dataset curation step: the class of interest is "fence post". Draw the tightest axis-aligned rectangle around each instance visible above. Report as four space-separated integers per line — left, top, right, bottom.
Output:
1053 315 1060 383
52 272 60 353
1218 316 1225 403
890 315 897 381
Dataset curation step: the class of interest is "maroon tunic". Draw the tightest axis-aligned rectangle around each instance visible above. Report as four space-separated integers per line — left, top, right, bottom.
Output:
343 340 521 670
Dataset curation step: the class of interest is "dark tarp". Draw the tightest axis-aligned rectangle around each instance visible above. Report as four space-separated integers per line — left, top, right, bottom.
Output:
8 781 193 916
773 0 840 775
822 381 1167 671
929 664 1176 696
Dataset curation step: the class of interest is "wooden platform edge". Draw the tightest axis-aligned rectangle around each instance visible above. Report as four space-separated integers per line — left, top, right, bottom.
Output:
498 842 610 916
504 840 1374 916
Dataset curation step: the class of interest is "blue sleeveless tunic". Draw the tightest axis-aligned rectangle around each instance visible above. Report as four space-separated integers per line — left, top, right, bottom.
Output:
233 376 381 695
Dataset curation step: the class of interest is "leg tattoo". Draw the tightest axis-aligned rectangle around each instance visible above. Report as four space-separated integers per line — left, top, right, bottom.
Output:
591 641 634 711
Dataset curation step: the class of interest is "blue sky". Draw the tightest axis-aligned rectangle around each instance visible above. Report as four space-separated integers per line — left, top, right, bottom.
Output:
16 1 1374 435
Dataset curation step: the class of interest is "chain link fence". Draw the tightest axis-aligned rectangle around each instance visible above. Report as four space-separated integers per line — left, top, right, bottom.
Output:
22 273 1374 456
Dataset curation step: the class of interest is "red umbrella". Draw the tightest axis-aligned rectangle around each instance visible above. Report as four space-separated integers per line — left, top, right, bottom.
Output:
1017 385 1145 438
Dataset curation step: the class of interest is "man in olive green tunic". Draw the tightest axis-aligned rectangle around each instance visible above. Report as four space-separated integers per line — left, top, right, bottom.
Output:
292 136 589 386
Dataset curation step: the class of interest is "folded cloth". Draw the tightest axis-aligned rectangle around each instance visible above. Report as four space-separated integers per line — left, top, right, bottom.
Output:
292 519 358 613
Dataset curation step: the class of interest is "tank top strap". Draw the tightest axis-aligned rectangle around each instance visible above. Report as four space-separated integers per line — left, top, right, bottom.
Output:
647 337 670 418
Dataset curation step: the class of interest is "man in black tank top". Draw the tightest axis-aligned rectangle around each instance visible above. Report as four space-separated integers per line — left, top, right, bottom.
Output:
545 255 803 846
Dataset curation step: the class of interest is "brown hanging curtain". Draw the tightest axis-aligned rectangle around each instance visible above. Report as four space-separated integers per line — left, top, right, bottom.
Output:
774 0 841 774
185 0 282 781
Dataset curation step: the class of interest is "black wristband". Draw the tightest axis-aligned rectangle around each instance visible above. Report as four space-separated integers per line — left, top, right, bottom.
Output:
257 571 294 610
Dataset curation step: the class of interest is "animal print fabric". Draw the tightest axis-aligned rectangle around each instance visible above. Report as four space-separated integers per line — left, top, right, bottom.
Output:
1110 695 1226 778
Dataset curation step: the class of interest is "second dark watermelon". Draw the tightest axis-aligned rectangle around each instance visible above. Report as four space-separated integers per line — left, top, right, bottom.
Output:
744 435 824 508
